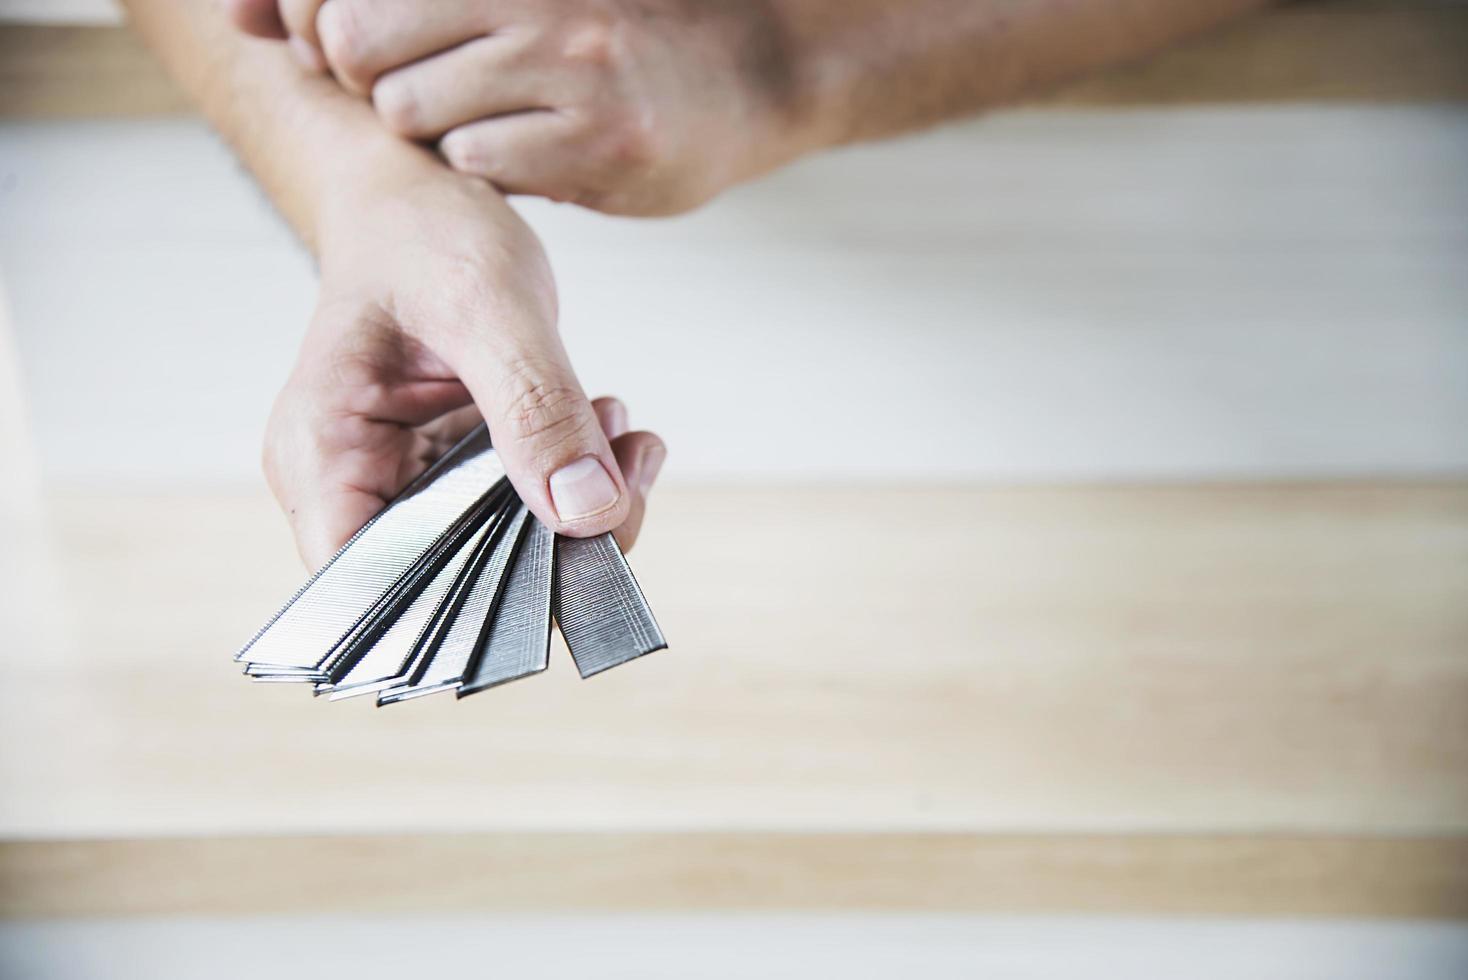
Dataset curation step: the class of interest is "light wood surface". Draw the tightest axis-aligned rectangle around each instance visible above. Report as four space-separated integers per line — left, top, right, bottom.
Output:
4 482 1467 837
2 2 1467 118
1 482 1465 916
3 833 1466 919
4 0 1466 929
1048 0 1468 106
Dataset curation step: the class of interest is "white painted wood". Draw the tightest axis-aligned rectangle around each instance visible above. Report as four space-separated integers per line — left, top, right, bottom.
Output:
2 916 1466 980
1 106 1464 487
0 1 120 25
0 280 72 664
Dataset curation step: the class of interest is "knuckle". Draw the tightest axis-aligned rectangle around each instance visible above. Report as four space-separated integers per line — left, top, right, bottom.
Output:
497 360 592 452
603 108 661 171
441 129 492 176
280 0 319 35
372 78 419 135
330 365 400 425
318 0 370 78
560 15 617 68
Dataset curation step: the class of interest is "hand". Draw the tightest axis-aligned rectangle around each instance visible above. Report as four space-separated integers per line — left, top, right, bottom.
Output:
224 0 814 215
266 157 666 568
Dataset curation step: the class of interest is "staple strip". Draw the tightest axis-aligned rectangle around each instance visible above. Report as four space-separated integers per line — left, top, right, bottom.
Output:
234 423 670 700
380 497 518 691
459 516 556 697
378 506 532 704
247 483 510 684
321 500 506 700
239 425 492 667
316 485 514 683
554 532 667 679
237 424 502 670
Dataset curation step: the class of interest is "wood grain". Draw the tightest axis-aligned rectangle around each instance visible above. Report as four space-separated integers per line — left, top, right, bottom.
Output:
1046 1 1468 106
0 21 190 118
2 833 1465 919
2 482 1464 916
2 482 1465 836
2 2 1467 118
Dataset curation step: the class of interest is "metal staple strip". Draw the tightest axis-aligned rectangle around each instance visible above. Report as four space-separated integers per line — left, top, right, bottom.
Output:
236 424 491 663
315 484 514 683
236 425 502 670
378 506 532 704
247 483 511 684
238 424 488 653
554 532 667 679
458 514 556 697
320 499 508 700
383 498 519 690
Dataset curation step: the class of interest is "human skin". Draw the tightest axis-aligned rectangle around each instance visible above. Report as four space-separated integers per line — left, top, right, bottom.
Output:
227 0 1274 216
123 0 665 568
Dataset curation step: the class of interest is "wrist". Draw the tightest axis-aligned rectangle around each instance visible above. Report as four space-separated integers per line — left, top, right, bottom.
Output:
313 134 447 254
311 156 554 354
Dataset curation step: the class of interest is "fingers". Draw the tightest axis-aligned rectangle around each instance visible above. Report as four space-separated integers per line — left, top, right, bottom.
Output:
591 396 629 441
223 0 288 39
264 393 421 571
372 35 550 140
265 308 477 569
607 429 666 552
224 0 326 71
269 353 660 569
268 393 479 570
282 420 663 567
298 484 391 570
589 396 664 551
439 321 631 539
440 112 592 203
276 0 325 48
273 0 329 70
317 0 493 95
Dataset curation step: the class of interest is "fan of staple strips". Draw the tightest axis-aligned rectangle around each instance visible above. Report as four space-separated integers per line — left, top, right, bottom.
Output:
235 424 665 705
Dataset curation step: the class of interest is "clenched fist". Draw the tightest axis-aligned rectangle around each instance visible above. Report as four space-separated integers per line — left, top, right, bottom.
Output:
226 0 813 215
267 140 665 568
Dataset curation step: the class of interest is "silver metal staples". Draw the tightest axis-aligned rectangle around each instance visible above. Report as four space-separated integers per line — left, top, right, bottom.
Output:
321 497 508 700
378 505 531 705
316 484 513 683
236 424 503 672
248 482 512 684
554 533 667 678
235 423 669 703
458 514 555 697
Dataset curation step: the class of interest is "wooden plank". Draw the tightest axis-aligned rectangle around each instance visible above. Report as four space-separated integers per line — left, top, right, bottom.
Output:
0 21 190 118
1045 1 1468 106
2 3 1467 118
2 482 1465 840
2 833 1465 919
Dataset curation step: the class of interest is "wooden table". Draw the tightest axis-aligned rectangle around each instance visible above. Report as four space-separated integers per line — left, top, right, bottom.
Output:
3 1 1467 118
2 482 1465 917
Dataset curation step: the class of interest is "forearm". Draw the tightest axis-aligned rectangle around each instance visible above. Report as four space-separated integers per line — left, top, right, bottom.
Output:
776 0 1274 149
121 0 441 253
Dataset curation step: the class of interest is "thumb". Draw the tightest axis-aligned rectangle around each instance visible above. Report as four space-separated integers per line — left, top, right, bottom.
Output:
445 338 630 540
